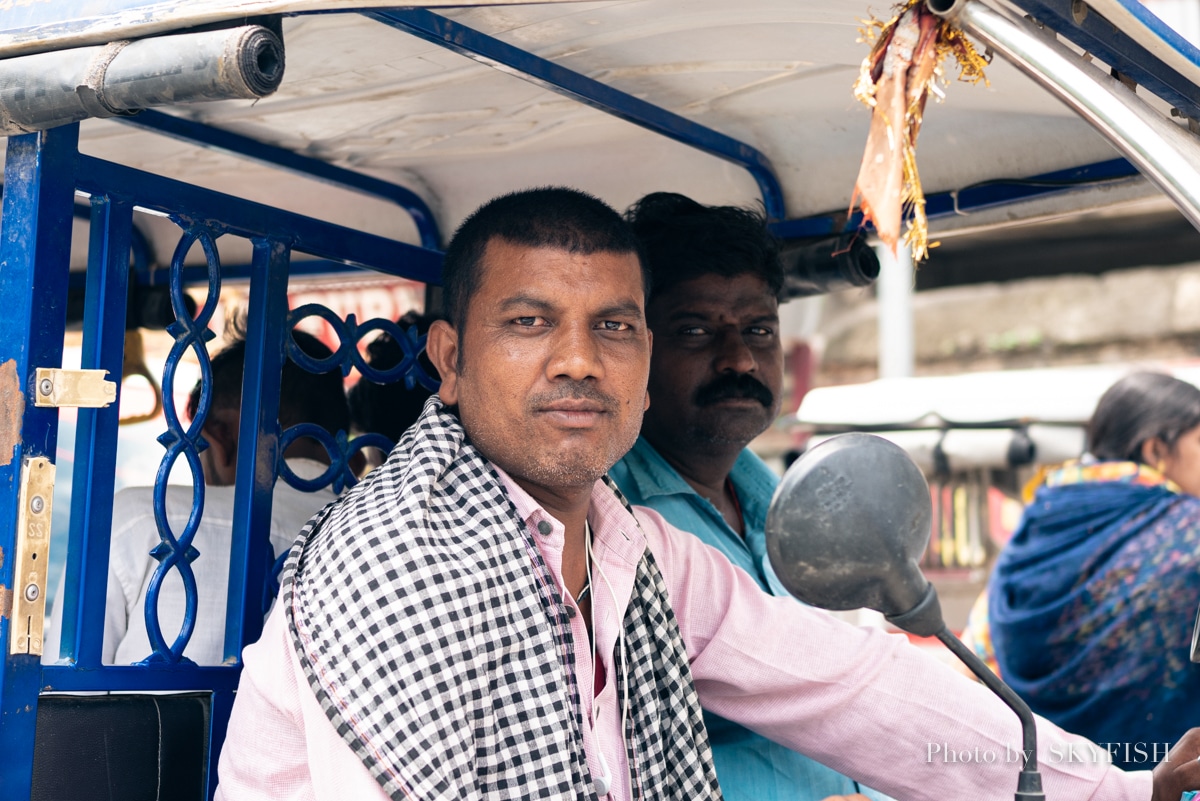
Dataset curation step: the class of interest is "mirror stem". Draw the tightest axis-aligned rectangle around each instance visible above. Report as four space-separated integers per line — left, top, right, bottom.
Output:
935 628 1045 801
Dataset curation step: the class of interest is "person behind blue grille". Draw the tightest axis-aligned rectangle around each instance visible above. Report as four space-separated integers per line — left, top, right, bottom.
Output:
46 322 349 665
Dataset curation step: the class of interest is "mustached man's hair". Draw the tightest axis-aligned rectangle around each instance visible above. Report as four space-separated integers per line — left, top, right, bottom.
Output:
440 187 648 332
625 191 783 302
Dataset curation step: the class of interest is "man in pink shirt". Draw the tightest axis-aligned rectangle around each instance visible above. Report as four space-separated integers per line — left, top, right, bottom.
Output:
216 188 1200 801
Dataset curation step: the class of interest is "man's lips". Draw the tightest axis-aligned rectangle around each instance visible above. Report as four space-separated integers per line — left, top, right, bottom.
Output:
705 395 766 407
537 400 609 426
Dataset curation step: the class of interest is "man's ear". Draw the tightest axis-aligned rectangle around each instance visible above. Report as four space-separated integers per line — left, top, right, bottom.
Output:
426 319 460 405
201 412 238 486
644 328 652 411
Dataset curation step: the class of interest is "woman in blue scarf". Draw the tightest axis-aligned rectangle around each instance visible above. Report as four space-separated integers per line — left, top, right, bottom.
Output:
986 371 1200 769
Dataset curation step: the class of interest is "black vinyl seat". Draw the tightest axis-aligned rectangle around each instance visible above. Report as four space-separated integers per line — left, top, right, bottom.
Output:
31 693 210 801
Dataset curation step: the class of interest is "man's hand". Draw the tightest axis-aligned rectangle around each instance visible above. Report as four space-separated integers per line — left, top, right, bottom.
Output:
1152 729 1200 801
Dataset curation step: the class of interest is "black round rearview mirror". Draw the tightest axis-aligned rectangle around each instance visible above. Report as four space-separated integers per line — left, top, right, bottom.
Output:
765 432 943 635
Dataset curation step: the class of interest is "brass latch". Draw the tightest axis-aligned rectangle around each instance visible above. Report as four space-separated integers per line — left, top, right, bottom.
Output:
34 367 116 408
10 457 54 656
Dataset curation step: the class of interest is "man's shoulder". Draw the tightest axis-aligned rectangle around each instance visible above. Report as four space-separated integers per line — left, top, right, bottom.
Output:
110 484 195 527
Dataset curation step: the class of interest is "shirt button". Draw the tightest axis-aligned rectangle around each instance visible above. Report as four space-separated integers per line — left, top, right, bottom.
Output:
537 520 552 536
566 605 577 619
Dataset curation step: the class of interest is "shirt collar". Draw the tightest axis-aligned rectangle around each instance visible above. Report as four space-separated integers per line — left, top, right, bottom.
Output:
623 437 778 530
491 462 647 567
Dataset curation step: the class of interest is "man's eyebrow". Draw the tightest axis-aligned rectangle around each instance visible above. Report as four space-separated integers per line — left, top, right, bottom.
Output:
664 308 780 324
496 295 555 313
596 300 645 319
748 312 781 324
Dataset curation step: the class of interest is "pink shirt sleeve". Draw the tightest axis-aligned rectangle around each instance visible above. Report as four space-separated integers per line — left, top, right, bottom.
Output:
634 505 1155 801
214 604 389 801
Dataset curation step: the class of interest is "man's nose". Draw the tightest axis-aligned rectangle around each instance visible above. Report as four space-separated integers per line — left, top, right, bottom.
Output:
714 330 756 374
548 323 604 380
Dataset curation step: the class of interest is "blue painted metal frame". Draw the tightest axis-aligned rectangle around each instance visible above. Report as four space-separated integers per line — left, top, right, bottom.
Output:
227 238 292 657
121 110 443 251
367 8 788 222
56 196 134 670
0 125 81 798
76 157 445 283
1011 0 1200 120
769 157 1142 239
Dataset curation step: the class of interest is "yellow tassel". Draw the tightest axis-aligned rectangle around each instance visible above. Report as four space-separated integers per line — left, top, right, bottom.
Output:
852 0 989 262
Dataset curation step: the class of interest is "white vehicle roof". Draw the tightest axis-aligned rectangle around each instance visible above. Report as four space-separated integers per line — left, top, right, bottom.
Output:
5 0 1195 248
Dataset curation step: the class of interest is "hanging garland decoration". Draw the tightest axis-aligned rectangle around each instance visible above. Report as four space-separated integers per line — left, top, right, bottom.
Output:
850 0 990 261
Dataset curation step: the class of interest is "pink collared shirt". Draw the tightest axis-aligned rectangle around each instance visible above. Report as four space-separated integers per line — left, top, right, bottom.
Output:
215 468 1153 801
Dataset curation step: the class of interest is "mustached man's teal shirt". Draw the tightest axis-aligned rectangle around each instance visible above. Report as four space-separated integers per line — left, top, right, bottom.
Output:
610 436 887 801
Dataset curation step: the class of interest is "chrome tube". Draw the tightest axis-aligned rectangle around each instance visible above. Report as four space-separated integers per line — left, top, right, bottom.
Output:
0 25 284 136
927 0 1200 231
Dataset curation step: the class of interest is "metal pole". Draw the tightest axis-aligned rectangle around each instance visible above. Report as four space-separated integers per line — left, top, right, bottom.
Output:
928 0 1200 231
0 25 284 136
876 243 915 379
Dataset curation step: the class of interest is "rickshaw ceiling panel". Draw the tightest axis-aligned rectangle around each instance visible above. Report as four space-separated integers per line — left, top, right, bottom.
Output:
9 0 1145 242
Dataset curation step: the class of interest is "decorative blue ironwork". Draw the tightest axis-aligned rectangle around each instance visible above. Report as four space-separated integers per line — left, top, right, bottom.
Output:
279 426 355 495
368 9 787 222
143 222 224 664
122 110 443 251
287 305 440 391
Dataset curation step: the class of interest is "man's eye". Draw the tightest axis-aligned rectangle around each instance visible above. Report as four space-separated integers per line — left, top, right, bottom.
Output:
679 326 707 336
600 320 631 332
748 326 774 337
514 316 544 327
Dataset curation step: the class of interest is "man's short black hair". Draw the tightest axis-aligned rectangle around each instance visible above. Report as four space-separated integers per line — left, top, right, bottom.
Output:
186 318 350 437
441 187 648 331
624 192 784 301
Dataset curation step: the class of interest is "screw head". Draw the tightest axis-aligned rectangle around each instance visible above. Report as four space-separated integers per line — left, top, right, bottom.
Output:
23 583 39 602
38 378 53 396
30 495 44 514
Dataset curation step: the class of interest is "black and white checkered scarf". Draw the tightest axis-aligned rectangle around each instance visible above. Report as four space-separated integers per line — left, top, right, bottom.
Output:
281 396 721 800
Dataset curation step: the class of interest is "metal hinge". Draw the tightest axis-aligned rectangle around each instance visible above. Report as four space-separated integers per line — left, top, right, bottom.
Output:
10 457 54 656
33 367 116 408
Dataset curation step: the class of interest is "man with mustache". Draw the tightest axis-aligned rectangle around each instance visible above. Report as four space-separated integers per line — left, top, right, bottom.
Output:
611 192 881 801
216 187 1200 801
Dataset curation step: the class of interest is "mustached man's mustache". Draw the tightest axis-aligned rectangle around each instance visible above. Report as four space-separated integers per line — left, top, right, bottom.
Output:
528 382 620 412
694 373 774 408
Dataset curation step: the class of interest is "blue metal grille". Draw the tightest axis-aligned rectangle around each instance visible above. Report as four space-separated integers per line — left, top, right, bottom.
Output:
142 222 223 665
0 126 443 799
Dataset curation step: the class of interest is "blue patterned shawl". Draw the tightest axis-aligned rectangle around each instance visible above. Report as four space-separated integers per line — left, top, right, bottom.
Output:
989 462 1200 768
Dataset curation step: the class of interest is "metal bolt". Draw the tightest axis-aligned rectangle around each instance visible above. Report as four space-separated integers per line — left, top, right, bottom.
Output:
1071 0 1088 25
30 495 44 514
38 378 53 396
23 583 39 602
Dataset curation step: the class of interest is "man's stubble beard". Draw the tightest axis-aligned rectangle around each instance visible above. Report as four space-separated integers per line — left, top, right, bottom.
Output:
686 408 774 450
